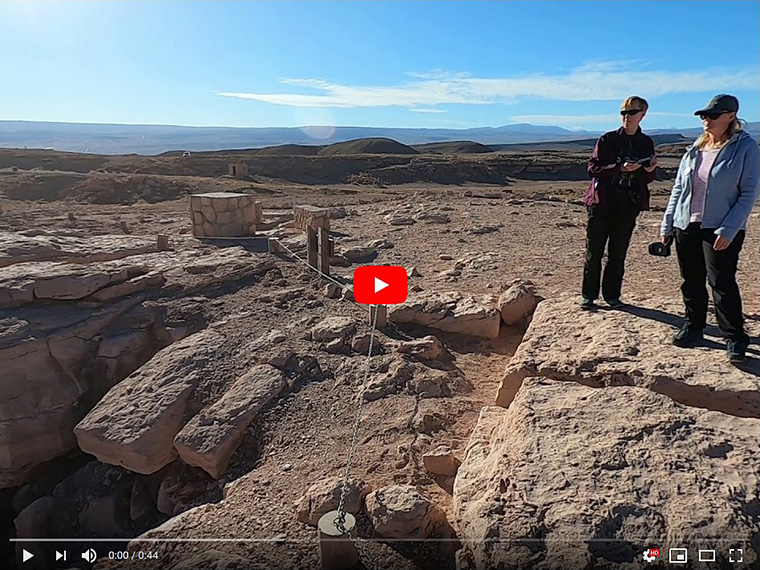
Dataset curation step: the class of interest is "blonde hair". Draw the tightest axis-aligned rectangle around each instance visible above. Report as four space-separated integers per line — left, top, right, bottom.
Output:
696 117 744 149
621 96 649 112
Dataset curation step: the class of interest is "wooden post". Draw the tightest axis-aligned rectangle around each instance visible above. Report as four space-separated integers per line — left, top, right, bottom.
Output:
157 234 170 251
318 227 330 276
318 511 359 570
370 305 387 329
307 226 318 269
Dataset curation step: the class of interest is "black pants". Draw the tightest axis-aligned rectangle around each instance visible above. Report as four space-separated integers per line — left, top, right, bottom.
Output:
675 222 749 344
582 189 640 302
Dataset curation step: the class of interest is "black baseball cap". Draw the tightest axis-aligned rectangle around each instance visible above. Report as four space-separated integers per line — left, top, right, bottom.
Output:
694 94 739 116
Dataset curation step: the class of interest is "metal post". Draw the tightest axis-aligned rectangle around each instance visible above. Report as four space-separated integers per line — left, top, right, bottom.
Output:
307 226 318 268
318 511 359 570
370 305 387 329
318 227 330 276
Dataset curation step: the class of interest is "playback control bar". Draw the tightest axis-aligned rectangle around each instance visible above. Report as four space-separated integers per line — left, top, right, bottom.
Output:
12 540 160 570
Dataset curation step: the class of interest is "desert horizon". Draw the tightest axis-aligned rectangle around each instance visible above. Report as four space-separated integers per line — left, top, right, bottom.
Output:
2 0 758 569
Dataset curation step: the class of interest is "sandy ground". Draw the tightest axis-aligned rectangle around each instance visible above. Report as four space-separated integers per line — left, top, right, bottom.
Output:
2 179 759 570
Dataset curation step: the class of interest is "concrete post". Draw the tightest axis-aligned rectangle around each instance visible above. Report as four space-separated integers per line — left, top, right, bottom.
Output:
318 511 359 570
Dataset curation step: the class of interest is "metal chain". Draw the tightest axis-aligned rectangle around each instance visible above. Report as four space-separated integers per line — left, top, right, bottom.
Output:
333 305 380 570
273 238 363 308
270 238 380 568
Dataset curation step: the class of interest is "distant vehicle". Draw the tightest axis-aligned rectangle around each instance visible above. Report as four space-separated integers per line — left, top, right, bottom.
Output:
182 151 191 158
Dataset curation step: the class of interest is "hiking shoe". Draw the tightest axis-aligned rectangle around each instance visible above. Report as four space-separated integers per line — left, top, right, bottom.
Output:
580 298 596 311
726 340 747 363
672 324 703 347
606 298 625 309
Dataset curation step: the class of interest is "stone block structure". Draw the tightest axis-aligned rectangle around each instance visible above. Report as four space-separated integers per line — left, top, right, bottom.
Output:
190 193 262 237
293 205 330 232
228 163 248 178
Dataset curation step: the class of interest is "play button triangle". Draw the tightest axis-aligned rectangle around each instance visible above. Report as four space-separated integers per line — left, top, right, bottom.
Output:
374 277 389 293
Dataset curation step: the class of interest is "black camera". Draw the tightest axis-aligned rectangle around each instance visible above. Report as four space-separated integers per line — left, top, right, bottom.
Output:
623 156 653 168
648 236 674 257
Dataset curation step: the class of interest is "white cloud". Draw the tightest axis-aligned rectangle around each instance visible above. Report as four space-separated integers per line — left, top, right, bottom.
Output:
511 112 695 125
218 64 759 108
408 108 447 114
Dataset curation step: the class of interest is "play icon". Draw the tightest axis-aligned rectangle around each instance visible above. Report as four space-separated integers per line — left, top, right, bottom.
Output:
353 266 408 305
22 549 34 562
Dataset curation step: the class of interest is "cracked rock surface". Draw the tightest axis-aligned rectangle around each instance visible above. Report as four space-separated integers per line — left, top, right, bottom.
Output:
456 296 760 569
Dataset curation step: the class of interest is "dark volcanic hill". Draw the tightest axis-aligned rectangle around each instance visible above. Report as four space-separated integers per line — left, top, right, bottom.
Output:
411 141 494 154
317 138 418 156
255 144 322 156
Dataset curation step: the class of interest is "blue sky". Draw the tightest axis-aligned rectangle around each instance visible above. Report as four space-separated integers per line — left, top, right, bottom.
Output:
1 0 758 132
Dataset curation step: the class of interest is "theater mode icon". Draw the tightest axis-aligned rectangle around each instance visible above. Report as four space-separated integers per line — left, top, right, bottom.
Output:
698 549 716 562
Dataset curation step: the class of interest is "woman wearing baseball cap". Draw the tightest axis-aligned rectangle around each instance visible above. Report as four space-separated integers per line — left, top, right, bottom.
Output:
660 94 760 363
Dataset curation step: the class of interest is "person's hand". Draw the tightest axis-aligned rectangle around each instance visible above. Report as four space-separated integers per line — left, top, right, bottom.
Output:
621 162 642 172
644 157 658 173
714 235 732 251
661 235 671 244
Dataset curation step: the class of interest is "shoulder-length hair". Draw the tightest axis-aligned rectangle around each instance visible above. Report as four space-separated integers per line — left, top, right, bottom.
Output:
696 117 745 149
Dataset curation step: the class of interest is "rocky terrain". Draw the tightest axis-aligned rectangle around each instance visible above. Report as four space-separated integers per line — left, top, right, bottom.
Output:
1 144 758 570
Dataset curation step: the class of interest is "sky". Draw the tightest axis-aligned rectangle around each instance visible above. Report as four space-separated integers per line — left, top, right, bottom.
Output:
1 0 758 132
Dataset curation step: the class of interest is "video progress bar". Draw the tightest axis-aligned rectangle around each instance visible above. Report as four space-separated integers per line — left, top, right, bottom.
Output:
9 538 753 543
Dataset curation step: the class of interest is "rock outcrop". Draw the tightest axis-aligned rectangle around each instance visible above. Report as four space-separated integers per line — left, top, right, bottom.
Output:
174 365 287 478
0 231 277 487
389 291 501 339
498 279 539 326
495 297 759 415
295 476 370 526
365 485 445 539
0 296 164 488
75 329 224 474
455 297 760 569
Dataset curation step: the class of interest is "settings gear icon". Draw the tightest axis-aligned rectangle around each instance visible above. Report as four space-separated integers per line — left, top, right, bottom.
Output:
642 548 660 562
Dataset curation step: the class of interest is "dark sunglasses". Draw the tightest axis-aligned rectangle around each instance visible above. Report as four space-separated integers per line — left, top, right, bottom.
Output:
698 111 728 120
620 109 643 117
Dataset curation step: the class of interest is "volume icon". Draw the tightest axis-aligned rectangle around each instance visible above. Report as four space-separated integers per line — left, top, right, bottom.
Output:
81 548 97 563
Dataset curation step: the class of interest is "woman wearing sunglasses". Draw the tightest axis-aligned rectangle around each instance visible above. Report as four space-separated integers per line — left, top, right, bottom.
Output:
660 94 760 363
581 96 658 310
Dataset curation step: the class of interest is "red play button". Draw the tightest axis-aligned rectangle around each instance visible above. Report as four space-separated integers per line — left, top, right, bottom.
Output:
353 266 408 305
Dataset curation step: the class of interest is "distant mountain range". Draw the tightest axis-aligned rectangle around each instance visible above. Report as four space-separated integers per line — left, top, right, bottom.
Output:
1 120 758 156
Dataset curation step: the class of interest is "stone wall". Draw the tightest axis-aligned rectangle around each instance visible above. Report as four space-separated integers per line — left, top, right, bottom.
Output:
293 205 330 232
227 163 248 178
190 192 261 237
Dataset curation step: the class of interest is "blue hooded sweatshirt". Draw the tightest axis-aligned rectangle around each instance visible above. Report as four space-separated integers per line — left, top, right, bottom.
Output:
660 130 760 241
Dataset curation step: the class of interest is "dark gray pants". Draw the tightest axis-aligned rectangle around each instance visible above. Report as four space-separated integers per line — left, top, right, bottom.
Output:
582 189 640 302
675 222 749 344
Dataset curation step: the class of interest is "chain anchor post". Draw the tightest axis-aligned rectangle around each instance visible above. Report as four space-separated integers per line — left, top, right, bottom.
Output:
318 510 359 570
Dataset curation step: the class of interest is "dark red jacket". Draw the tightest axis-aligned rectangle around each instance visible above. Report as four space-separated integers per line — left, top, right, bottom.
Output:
584 127 656 210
